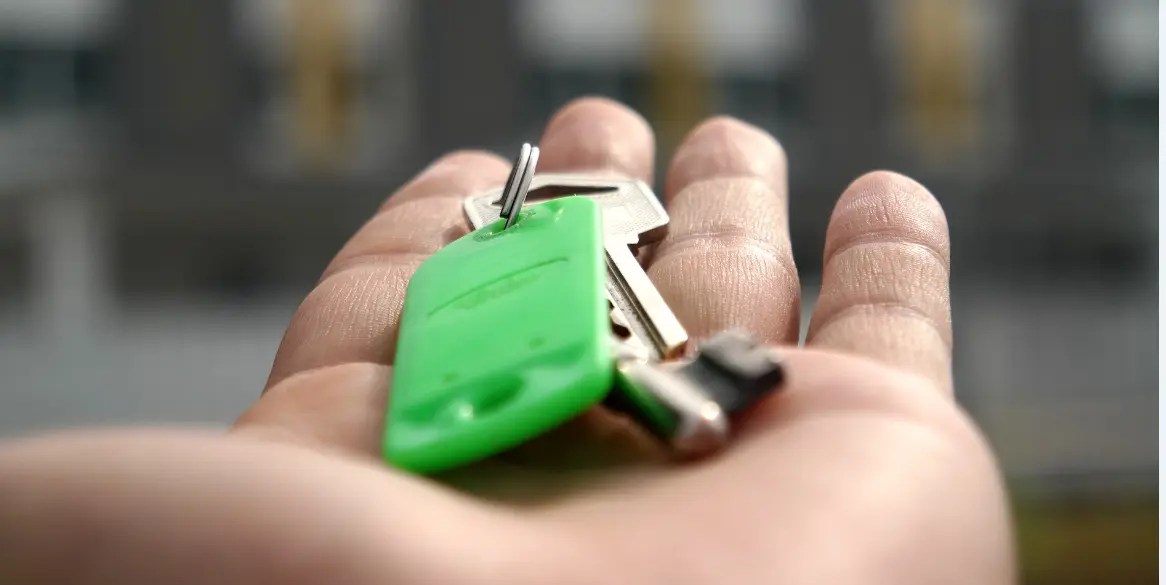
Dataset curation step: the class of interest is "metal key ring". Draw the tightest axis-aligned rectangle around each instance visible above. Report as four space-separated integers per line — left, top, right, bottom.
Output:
498 142 540 229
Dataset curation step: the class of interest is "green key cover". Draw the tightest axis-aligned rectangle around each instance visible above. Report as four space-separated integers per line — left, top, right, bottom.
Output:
384 196 613 474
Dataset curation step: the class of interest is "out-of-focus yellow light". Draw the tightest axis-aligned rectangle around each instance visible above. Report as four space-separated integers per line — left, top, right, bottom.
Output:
646 0 710 155
897 0 978 163
290 0 351 172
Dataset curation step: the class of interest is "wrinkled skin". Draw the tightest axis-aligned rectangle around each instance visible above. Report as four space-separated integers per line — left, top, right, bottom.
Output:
0 98 1016 585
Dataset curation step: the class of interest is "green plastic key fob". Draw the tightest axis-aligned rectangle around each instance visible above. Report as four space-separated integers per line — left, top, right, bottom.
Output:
384 196 613 474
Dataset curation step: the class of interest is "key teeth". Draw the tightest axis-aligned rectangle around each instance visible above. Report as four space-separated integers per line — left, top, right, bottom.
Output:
610 305 631 329
609 335 651 364
609 304 655 359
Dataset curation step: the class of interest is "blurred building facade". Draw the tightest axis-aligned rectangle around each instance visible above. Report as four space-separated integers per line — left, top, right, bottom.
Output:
0 1 1156 582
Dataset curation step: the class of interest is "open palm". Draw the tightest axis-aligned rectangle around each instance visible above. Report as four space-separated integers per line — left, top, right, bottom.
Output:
0 98 1015 585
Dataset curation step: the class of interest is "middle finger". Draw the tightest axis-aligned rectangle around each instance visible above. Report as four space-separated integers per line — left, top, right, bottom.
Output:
647 117 800 346
537 96 656 180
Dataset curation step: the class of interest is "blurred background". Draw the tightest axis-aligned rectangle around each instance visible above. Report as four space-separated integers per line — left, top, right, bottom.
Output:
0 0 1156 582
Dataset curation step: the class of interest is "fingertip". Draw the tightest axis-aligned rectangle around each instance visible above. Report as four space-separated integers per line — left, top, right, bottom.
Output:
538 97 656 180
825 170 951 268
546 96 652 133
665 115 786 198
832 171 949 230
682 115 783 155
836 170 944 211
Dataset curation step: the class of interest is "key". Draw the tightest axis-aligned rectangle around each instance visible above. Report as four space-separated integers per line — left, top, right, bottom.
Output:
465 173 670 246
604 329 786 458
603 238 688 361
465 174 689 361
384 196 613 474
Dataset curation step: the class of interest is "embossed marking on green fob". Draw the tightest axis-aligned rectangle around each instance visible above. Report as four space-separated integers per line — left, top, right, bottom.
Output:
384 196 613 474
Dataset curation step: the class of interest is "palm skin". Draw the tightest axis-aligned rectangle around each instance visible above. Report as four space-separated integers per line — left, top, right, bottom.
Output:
0 98 1015 585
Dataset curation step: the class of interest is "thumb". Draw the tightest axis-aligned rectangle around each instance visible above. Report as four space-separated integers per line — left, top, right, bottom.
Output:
0 428 562 585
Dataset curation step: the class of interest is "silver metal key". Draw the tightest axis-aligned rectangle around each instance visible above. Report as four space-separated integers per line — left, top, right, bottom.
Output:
465 173 670 246
607 335 729 457
465 174 689 360
605 329 787 459
603 238 688 360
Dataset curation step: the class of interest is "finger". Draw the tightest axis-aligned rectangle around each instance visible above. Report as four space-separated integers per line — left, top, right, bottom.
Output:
0 430 578 585
266 151 511 388
646 116 799 346
537 96 655 180
236 363 391 458
805 171 953 391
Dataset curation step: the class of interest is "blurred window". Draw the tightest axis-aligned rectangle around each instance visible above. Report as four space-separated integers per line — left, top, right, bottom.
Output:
0 204 29 309
0 45 110 112
0 0 116 116
524 66 648 124
714 74 804 135
1083 0 1157 133
515 0 647 133
0 1 117 321
515 0 807 138
233 0 415 180
706 0 807 134
0 0 112 193
1081 0 1156 246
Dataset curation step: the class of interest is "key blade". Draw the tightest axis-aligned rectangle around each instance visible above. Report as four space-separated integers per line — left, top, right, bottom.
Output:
605 240 688 361
610 303 653 356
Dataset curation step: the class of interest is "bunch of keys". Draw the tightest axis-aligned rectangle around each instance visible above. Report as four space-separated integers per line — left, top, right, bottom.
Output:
383 143 786 474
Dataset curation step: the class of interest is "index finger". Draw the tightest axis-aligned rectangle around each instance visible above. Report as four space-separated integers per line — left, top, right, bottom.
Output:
265 151 511 389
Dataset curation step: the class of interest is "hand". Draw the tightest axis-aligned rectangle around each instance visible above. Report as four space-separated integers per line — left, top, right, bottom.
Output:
0 98 1015 585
